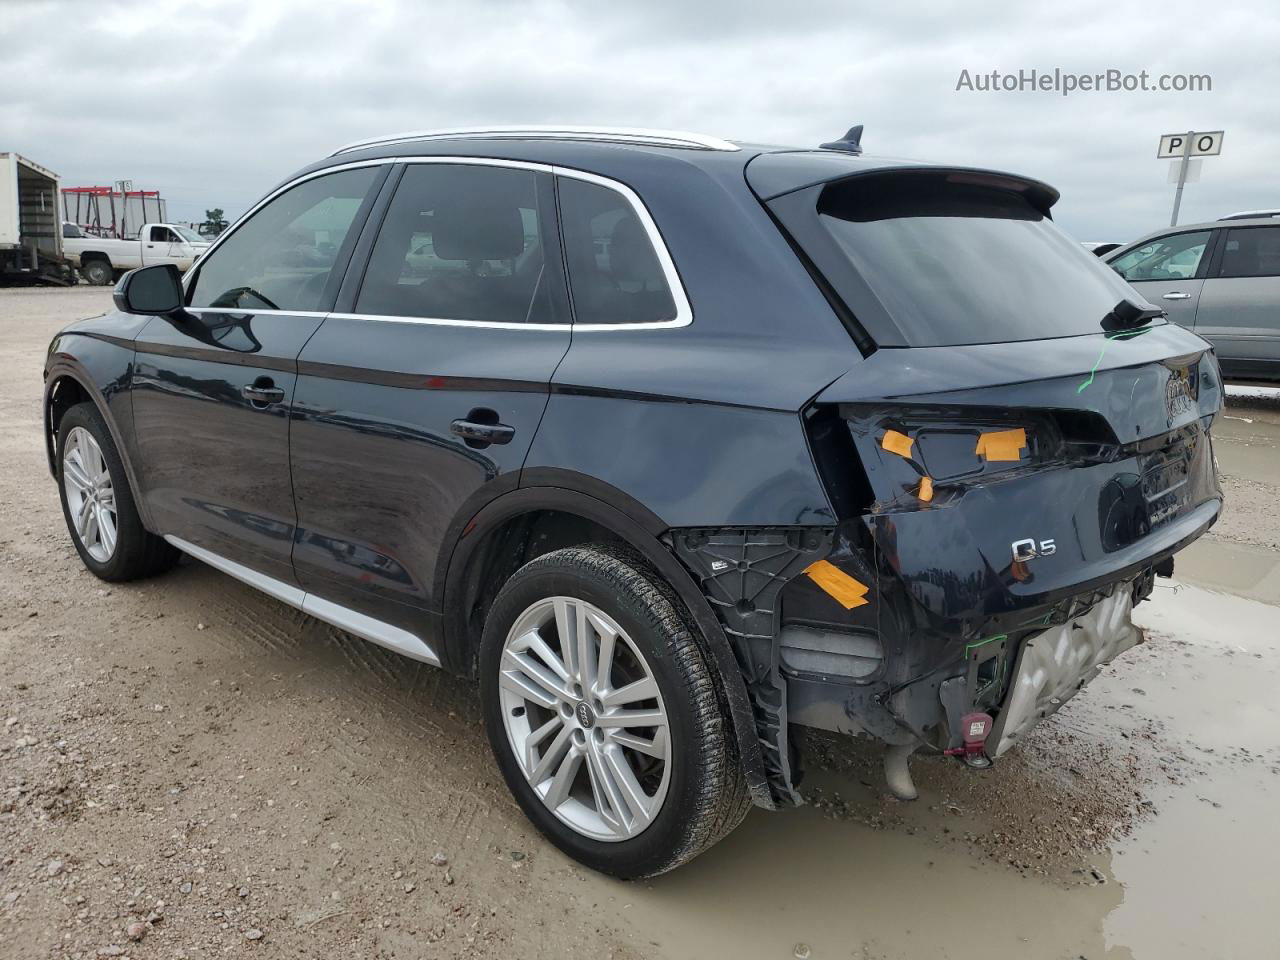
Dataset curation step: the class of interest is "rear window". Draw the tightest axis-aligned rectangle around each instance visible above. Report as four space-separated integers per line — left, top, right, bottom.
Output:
770 172 1146 347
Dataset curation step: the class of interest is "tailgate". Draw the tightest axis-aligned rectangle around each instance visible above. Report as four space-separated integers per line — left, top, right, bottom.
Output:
812 322 1223 619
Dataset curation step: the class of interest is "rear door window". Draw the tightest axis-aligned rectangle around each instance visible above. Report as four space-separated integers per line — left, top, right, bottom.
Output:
355 163 561 325
1110 231 1211 281
557 177 677 326
768 171 1144 347
1217 227 1280 278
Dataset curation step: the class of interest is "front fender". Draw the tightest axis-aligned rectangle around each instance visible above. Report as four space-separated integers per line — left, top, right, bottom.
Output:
43 327 151 530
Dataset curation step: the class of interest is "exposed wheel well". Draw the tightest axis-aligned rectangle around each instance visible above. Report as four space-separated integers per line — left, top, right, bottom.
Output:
78 251 111 264
450 508 629 674
45 376 90 471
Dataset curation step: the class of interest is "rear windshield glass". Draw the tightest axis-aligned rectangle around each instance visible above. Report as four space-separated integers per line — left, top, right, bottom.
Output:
781 173 1146 347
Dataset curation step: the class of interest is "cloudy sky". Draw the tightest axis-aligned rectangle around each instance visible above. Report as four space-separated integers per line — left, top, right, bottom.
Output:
3 0 1275 241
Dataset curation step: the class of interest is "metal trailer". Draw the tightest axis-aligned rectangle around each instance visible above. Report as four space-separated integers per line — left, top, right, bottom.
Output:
61 186 168 239
0 152 73 285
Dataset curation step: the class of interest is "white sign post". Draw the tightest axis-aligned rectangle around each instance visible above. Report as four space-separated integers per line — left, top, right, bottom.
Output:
1158 131 1224 227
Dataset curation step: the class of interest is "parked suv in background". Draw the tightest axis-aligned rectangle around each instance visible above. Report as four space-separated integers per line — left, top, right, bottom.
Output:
43 125 1223 877
1105 213 1280 381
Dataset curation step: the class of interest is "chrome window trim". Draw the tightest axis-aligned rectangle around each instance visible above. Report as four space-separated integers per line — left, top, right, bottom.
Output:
185 155 692 332
165 535 441 666
188 307 330 318
331 125 740 156
182 158 392 294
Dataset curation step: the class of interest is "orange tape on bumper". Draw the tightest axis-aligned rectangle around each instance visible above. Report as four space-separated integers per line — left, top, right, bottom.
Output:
880 429 914 459
975 428 1027 462
804 559 870 610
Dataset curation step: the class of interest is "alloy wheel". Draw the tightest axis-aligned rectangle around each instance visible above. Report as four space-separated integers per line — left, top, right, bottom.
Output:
62 426 118 563
498 596 671 842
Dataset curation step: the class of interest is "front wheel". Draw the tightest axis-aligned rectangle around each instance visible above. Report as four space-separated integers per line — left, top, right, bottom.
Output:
56 402 178 581
479 545 749 878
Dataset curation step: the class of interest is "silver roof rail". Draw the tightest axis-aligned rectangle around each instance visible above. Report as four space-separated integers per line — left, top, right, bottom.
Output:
331 125 740 157
1219 209 1280 220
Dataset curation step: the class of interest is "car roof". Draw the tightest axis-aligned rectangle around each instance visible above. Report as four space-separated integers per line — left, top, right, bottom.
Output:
286 126 1059 207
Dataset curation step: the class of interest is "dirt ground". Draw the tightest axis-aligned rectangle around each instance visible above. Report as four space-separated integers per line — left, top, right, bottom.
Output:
2 287 1278 959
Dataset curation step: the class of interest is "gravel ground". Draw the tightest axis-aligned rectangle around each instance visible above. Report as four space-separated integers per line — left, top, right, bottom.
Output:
2 287 1277 960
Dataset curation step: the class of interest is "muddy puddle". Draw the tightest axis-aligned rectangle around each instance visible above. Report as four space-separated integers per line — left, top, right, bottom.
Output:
603 582 1280 959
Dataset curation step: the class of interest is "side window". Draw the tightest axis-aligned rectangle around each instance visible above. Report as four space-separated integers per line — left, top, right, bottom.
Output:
188 166 380 312
62 223 82 239
356 163 559 324
1109 231 1210 282
1218 227 1280 278
149 226 171 243
558 177 677 325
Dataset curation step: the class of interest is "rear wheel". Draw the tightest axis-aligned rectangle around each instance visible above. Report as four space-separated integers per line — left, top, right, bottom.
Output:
479 545 749 878
80 258 113 286
56 402 178 581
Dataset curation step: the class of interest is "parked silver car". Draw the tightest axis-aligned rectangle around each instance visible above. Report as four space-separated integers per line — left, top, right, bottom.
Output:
1104 214 1280 381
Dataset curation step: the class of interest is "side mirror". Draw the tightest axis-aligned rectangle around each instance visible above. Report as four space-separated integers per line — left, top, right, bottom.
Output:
113 263 185 316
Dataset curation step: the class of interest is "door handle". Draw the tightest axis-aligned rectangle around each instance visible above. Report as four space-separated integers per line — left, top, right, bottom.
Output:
1162 292 1192 300
241 379 285 407
450 417 515 447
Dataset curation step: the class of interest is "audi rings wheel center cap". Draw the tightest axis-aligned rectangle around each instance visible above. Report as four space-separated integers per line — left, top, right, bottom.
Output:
575 701 596 729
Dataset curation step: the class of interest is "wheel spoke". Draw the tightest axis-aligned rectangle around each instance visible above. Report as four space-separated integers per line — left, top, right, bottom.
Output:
611 728 667 760
63 452 92 493
516 628 571 684
502 649 574 704
554 598 578 679
82 503 99 548
584 742 626 830
75 495 93 538
596 708 667 730
498 666 558 710
575 603 595 691
96 506 117 556
602 676 658 708
595 617 618 693
528 723 573 785
544 744 584 809
97 486 115 510
602 744 653 827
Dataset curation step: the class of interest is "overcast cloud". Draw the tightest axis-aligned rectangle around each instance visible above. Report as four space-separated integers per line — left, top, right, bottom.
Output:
2 0 1276 240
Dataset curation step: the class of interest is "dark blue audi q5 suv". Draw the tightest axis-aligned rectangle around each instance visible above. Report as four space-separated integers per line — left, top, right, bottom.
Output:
43 124 1222 877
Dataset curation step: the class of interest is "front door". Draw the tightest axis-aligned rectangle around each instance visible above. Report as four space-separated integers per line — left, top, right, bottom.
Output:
130 165 385 583
288 161 571 636
143 225 187 269
1107 228 1214 331
1195 225 1280 379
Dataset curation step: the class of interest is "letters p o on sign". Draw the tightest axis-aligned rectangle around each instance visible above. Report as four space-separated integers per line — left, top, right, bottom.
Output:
1158 131 1224 158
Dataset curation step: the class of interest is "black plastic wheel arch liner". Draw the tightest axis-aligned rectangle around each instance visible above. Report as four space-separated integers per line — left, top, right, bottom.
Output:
671 527 833 808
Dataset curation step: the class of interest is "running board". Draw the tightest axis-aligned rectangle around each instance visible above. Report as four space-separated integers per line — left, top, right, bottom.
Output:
165 536 441 667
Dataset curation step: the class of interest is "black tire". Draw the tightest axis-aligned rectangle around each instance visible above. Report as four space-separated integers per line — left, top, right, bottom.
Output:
479 544 749 878
80 258 113 285
56 402 178 582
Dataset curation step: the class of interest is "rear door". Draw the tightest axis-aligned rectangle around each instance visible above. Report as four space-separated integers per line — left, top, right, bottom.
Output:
1194 225 1280 379
130 165 385 583
288 160 571 637
1105 229 1215 331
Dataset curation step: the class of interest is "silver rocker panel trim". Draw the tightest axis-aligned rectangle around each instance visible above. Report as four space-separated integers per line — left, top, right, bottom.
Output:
165 535 441 666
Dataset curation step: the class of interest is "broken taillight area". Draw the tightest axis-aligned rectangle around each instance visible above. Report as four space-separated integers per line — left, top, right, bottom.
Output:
840 406 1060 509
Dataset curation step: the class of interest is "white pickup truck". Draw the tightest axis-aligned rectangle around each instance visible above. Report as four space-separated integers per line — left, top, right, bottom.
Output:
62 221 211 285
